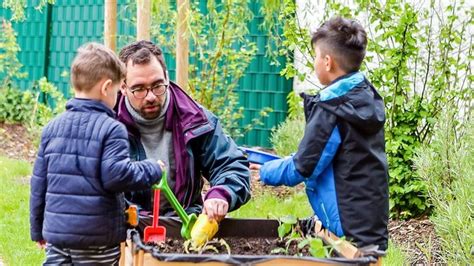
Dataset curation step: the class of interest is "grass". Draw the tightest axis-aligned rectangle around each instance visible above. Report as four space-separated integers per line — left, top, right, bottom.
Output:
229 190 313 219
385 240 409 265
0 156 44 265
414 113 473 264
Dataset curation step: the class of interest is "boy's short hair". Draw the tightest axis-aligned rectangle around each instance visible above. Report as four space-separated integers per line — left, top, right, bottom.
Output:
311 17 367 73
118 40 168 79
71 42 126 92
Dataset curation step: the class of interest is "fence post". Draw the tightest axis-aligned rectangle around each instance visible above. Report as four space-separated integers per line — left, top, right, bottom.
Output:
104 0 117 51
176 0 189 90
137 0 150 41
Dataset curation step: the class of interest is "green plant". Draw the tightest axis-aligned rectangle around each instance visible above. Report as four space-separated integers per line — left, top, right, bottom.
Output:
385 240 409 266
286 90 304 120
273 215 332 258
261 0 474 219
0 19 27 86
0 78 65 126
270 115 305 156
414 109 473 264
260 0 315 84
415 236 435 265
0 19 65 128
32 77 67 127
298 237 330 258
149 0 271 140
2 0 55 21
277 215 298 239
0 86 34 123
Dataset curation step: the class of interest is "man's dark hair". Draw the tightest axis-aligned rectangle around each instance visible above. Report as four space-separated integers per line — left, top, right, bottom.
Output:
311 17 367 73
119 40 168 79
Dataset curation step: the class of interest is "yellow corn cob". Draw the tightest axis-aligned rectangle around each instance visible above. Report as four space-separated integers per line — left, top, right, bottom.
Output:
190 214 219 248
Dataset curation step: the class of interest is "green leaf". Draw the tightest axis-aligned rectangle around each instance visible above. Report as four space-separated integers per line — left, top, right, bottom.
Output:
308 238 326 258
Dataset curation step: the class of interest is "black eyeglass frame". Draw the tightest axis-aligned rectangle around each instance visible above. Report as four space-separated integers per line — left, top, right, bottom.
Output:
123 82 169 99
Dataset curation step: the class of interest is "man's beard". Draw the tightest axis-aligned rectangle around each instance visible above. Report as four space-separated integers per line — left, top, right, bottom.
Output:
139 102 161 119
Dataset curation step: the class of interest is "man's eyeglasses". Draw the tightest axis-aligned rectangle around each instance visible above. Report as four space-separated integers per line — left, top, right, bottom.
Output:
124 82 169 99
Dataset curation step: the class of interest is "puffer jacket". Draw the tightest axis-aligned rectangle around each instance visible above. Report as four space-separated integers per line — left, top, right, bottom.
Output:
30 98 162 248
260 72 389 250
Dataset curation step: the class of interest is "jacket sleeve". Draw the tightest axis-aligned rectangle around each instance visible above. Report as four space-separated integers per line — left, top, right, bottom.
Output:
293 103 341 177
101 123 162 192
260 156 305 186
30 139 47 242
198 116 251 212
260 103 341 185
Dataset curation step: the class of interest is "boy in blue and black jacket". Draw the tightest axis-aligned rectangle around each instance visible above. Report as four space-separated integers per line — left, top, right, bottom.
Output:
30 43 164 264
259 17 389 250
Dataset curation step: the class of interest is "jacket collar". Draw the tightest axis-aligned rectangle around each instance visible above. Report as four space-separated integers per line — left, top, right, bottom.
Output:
66 98 115 118
319 71 364 101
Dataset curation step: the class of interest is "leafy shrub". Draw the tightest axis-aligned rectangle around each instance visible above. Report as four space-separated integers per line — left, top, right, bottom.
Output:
0 19 27 86
414 110 473 264
0 86 35 123
0 78 66 127
270 116 305 157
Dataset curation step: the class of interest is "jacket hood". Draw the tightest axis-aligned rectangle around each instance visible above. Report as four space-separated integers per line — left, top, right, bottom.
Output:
303 72 386 134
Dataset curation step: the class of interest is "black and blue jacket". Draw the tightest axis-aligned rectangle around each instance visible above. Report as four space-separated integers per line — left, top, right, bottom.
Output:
260 72 389 250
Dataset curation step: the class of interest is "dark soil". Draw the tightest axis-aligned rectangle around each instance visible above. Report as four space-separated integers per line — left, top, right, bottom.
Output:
146 237 311 256
0 122 444 264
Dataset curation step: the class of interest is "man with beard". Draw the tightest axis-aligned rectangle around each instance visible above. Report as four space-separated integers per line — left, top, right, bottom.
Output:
116 40 251 222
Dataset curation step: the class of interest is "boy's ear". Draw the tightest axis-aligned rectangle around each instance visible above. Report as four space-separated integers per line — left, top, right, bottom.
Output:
325 54 333 72
100 79 113 96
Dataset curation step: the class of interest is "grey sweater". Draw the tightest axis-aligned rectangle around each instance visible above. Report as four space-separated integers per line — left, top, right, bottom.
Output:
125 93 176 213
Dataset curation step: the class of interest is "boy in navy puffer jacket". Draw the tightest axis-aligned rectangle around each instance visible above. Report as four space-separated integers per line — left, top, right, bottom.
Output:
30 42 164 265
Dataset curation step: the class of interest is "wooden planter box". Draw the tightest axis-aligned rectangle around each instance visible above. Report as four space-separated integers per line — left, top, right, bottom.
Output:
119 217 382 266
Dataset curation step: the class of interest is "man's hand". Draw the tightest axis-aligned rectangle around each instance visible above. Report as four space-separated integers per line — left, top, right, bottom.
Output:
203 198 228 222
36 240 46 249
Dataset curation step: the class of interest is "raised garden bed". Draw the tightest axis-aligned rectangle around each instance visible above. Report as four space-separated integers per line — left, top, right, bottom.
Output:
119 217 382 265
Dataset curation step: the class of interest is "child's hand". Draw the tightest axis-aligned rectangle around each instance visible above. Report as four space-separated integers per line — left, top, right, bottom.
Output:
36 240 46 249
203 198 228 222
249 163 261 171
249 163 261 181
157 160 166 171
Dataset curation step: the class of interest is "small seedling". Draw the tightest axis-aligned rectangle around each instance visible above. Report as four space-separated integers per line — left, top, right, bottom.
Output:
275 215 333 258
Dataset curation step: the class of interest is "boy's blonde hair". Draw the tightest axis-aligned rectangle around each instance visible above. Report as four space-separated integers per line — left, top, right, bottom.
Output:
71 42 126 92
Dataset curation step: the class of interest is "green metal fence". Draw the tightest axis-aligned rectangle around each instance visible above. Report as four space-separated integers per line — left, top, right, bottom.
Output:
0 0 292 147
0 0 48 90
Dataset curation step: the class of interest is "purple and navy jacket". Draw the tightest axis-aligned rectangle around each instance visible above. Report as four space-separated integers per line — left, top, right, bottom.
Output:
117 81 251 214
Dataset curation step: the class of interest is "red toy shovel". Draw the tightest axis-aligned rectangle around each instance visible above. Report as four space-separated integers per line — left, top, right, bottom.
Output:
143 189 166 243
